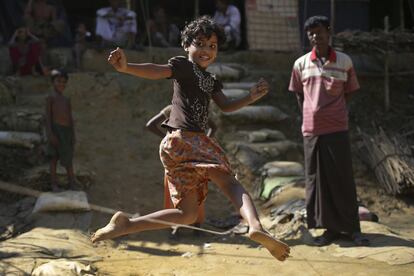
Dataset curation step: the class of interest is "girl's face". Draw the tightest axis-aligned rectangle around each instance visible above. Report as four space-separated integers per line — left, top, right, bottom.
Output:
185 33 218 69
53 76 67 94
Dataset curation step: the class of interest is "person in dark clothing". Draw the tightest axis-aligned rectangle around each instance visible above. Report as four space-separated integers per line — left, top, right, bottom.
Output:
145 5 180 48
289 16 369 246
24 0 65 45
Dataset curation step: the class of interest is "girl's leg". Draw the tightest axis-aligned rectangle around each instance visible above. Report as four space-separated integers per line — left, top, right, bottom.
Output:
91 190 199 243
195 201 205 224
191 201 206 237
163 176 204 237
163 176 173 209
208 168 290 261
163 176 180 239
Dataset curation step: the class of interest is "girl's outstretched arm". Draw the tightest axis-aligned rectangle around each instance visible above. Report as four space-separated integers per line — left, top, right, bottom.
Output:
212 78 269 112
108 47 172 79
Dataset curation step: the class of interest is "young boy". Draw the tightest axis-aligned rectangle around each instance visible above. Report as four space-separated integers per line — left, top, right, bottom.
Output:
92 16 290 261
45 69 78 191
73 22 93 70
289 16 369 246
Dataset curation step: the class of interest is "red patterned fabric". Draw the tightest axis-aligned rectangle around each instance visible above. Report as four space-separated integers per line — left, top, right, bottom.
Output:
9 42 42 75
160 129 232 208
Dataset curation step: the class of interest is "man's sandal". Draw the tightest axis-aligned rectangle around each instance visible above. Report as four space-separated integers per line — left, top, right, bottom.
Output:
313 230 340 246
351 232 370 246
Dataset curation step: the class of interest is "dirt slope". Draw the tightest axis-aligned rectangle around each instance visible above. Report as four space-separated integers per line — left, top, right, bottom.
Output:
64 71 414 275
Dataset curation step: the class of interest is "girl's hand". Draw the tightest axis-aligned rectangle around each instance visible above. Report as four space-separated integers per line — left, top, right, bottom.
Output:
249 78 269 102
108 47 128 72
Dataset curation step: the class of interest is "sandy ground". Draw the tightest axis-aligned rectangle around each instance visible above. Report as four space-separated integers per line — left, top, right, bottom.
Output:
91 239 414 276
54 72 414 276
2 71 412 275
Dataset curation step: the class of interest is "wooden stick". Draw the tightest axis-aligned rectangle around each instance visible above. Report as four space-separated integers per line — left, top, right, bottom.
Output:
358 128 414 195
330 0 336 40
400 0 405 30
384 16 390 112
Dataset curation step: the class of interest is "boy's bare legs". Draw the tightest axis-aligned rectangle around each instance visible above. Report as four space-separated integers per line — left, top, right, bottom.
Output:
91 190 200 243
74 43 84 70
66 165 80 190
50 157 59 192
208 168 290 261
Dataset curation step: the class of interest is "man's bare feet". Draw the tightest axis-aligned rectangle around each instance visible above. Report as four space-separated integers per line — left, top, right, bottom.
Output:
248 229 290 261
91 211 130 243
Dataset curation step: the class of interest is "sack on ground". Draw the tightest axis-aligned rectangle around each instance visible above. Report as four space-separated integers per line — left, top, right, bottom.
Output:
32 191 90 213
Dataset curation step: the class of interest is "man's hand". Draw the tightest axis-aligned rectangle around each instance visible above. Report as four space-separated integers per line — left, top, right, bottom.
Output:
249 78 269 102
108 47 128 72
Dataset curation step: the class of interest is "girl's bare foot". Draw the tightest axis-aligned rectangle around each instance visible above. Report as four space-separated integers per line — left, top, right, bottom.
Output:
91 211 130 243
248 229 290 261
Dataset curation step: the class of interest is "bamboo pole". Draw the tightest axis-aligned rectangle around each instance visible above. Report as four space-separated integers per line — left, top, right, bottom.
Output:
302 0 309 52
384 16 390 112
400 0 405 30
330 0 336 45
358 128 414 195
194 0 199 18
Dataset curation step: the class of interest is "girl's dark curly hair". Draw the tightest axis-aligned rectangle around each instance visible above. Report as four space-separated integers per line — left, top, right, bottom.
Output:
181 16 225 48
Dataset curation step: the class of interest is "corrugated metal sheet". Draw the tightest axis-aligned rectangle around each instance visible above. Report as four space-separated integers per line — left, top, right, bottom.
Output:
245 0 301 51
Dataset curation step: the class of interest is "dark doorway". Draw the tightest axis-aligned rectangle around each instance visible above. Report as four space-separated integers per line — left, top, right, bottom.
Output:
61 0 107 35
369 0 413 30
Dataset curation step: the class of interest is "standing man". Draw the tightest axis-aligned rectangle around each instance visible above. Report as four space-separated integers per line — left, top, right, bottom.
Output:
213 0 241 50
289 16 369 246
96 0 137 49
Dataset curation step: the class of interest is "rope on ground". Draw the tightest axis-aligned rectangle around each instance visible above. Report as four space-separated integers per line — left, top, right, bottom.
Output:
0 180 233 236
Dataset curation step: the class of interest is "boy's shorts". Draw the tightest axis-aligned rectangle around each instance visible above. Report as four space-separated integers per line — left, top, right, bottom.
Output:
46 123 74 167
160 129 232 208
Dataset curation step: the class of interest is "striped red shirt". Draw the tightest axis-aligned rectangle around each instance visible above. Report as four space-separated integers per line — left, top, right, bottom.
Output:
289 47 359 136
